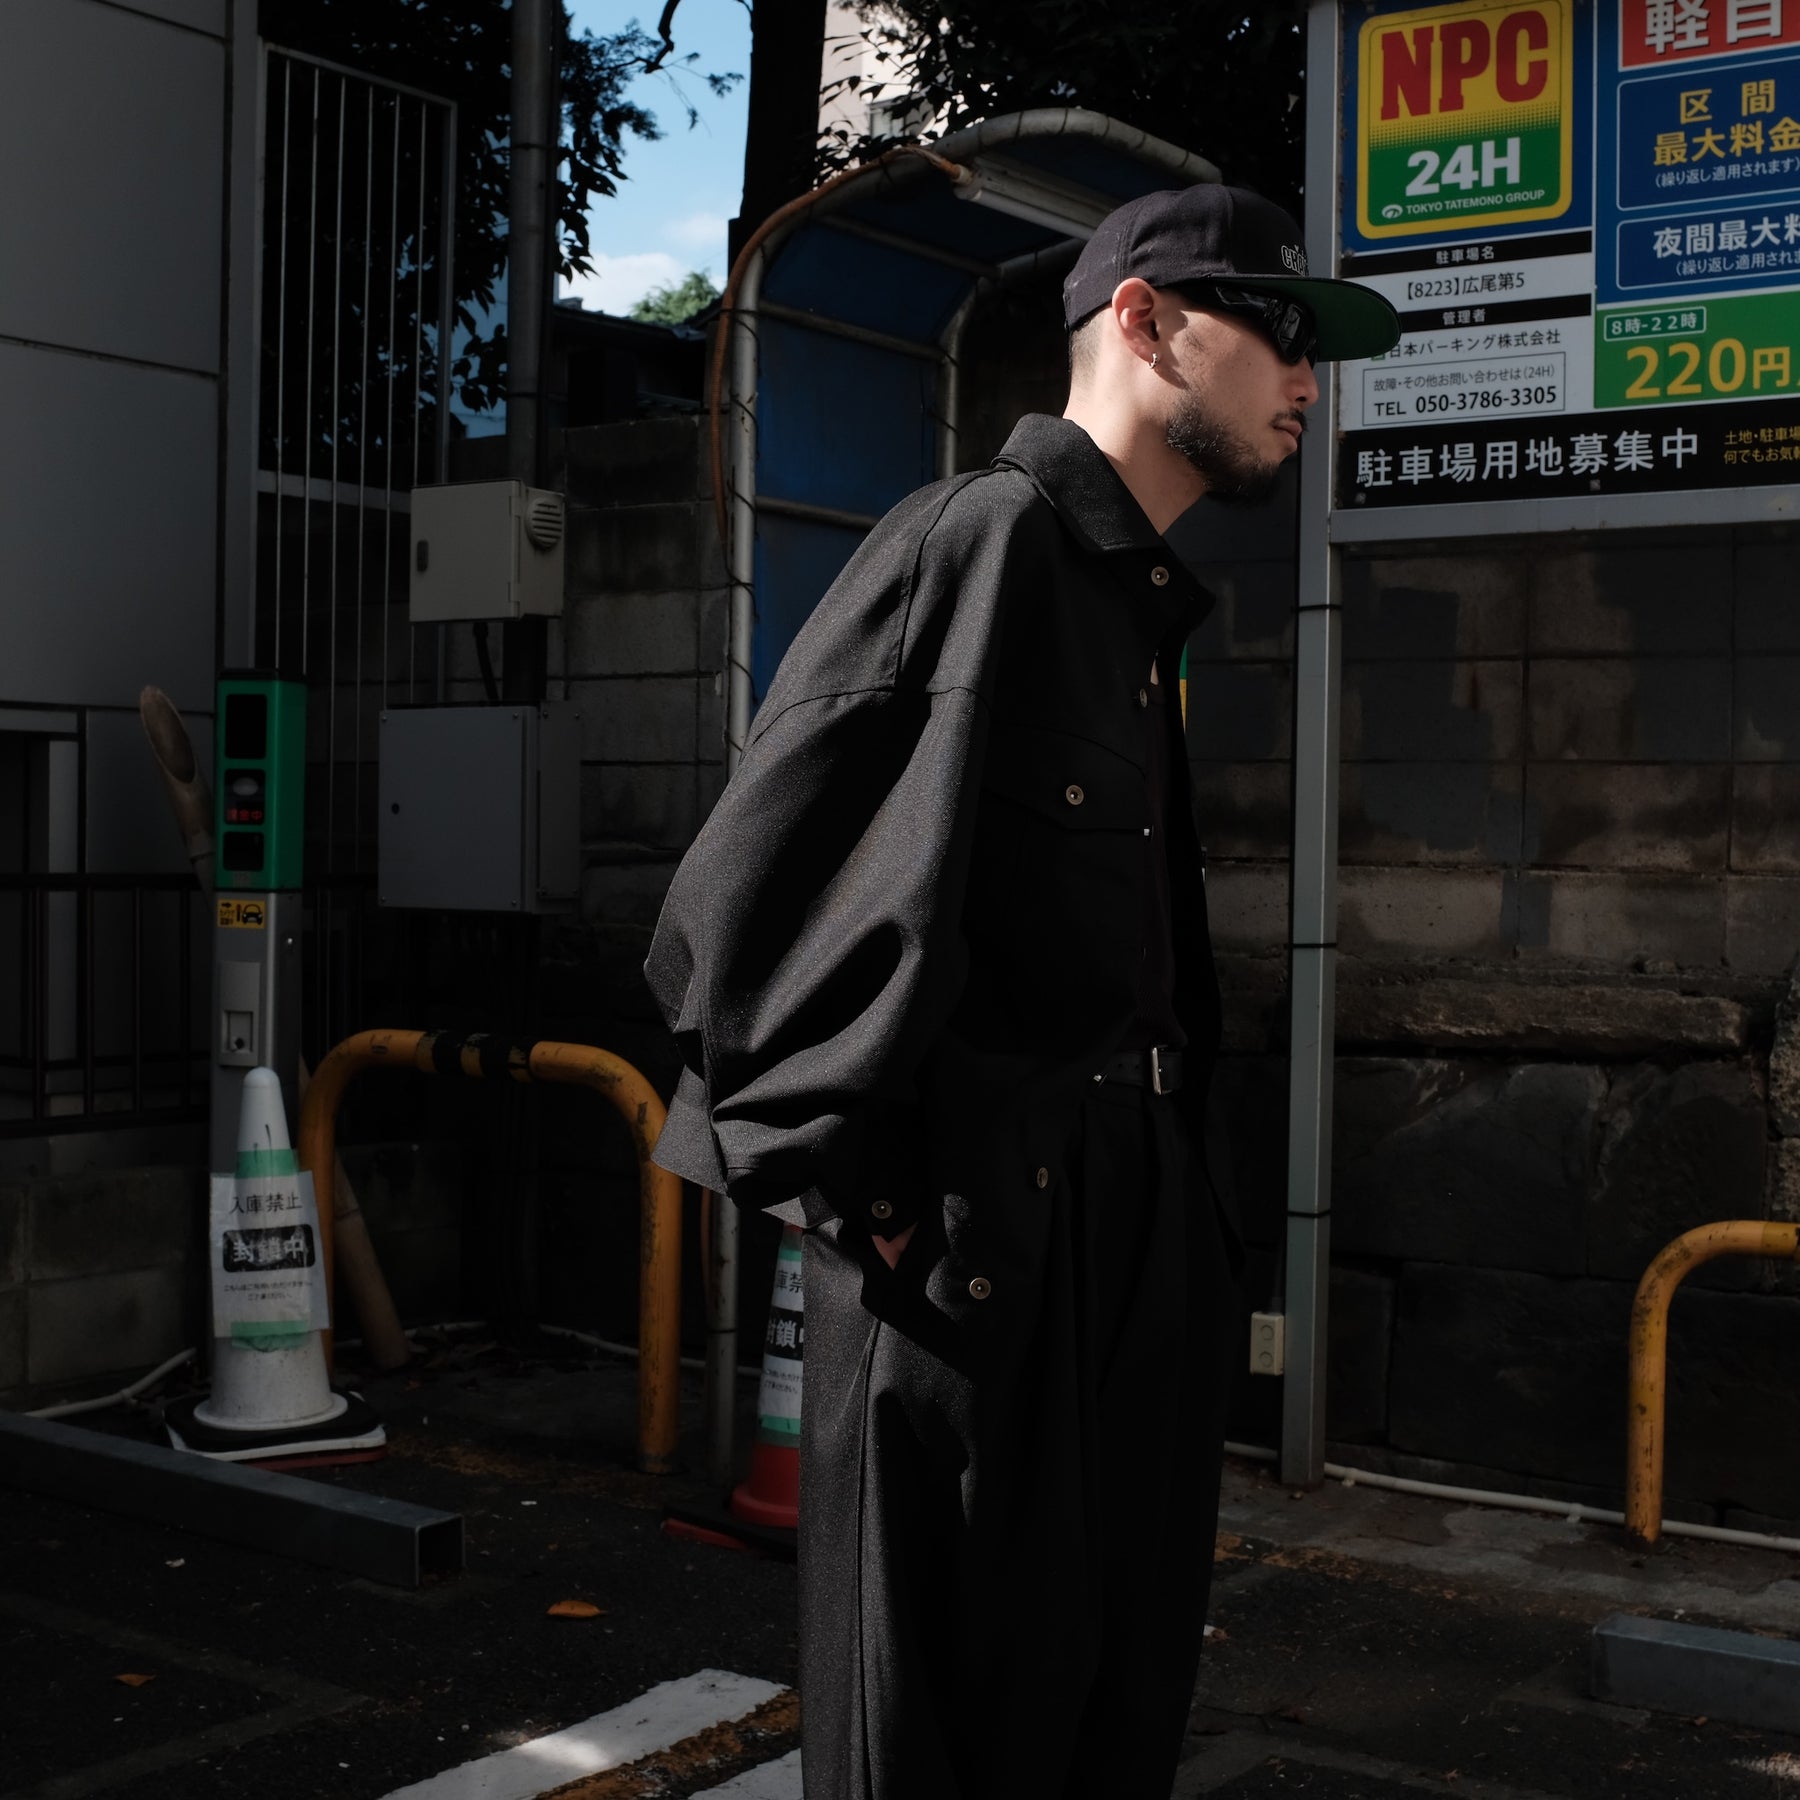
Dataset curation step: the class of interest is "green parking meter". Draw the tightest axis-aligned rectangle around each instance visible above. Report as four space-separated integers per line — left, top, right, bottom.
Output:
214 674 306 891
210 673 306 1175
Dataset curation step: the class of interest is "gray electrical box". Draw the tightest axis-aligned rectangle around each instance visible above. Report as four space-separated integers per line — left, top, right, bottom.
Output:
409 479 566 622
377 704 581 913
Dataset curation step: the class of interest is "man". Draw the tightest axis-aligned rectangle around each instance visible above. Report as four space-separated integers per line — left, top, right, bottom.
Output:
646 184 1399 1797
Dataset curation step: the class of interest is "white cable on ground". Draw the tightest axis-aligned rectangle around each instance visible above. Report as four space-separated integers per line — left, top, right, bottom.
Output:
1223 1440 1800 1556
25 1348 198 1421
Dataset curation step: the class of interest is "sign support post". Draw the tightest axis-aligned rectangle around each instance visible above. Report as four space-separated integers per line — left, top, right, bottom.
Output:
1286 0 1351 1490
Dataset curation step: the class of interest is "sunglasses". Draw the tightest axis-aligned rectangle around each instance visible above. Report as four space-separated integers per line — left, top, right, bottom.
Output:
1180 283 1318 366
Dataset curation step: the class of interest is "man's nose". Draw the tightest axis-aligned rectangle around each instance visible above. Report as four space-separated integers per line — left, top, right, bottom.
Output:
1291 360 1321 408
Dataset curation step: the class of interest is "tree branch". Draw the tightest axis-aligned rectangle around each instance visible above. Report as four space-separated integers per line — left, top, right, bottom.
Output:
641 0 682 73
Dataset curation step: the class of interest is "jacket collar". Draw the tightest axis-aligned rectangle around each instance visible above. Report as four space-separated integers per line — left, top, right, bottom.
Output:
991 414 1168 556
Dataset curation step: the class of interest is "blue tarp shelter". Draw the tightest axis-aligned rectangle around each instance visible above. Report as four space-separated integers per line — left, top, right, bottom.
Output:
719 109 1220 751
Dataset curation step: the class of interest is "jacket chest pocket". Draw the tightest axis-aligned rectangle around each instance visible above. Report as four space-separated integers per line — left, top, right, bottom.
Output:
969 722 1149 957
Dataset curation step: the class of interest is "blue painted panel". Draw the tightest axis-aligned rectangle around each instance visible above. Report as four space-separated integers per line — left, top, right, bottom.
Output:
752 514 869 705
842 182 1059 263
756 317 937 518
763 225 973 343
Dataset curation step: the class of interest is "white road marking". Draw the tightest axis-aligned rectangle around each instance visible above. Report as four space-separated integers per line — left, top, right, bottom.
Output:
376 1670 787 1800
691 1747 805 1798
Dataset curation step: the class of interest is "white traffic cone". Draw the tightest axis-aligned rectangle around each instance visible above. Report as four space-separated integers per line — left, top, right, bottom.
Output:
166 1068 385 1464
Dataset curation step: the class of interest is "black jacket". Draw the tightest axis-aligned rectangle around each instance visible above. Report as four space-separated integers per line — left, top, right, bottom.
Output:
646 413 1224 1243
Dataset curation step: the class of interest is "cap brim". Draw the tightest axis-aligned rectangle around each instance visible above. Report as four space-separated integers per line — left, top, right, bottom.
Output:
1224 276 1401 362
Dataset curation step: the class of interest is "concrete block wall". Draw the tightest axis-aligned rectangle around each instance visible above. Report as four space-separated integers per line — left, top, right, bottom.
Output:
1190 524 1800 978
558 417 729 931
1186 516 1800 1523
0 1165 201 1408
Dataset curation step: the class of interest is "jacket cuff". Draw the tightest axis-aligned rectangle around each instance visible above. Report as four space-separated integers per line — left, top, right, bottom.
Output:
648 1065 728 1193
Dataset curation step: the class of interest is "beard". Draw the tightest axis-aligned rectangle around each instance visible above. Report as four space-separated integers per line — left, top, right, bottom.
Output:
1165 392 1292 505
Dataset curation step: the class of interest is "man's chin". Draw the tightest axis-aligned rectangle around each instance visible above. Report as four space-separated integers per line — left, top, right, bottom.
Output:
1205 458 1285 507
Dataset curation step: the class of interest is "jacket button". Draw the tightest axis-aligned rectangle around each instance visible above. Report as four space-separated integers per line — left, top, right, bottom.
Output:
1065 783 1084 806
870 1199 893 1220
1035 1166 1049 1188
1150 565 1170 586
968 1277 992 1300
1136 687 1149 708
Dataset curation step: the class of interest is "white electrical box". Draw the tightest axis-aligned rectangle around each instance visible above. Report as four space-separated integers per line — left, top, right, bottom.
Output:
408 479 566 622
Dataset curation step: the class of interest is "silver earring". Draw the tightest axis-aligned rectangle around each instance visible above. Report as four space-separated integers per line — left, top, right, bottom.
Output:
1150 351 1159 370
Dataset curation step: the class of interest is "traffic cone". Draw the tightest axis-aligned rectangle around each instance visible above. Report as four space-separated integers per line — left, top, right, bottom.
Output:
165 1068 385 1465
729 1224 803 1528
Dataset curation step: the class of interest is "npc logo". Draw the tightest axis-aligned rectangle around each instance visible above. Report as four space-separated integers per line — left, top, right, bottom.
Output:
1281 243 1309 273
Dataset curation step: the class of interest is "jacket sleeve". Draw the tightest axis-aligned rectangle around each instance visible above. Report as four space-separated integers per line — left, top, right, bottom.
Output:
644 485 1010 1240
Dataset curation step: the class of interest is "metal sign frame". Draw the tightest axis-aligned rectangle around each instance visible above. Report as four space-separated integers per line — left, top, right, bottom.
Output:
1286 0 1800 1488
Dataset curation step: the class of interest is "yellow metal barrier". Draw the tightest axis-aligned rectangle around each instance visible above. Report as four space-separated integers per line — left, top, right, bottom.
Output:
298 1028 684 1474
1625 1218 1800 1545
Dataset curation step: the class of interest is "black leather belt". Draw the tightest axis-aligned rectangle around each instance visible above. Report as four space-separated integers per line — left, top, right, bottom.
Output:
1098 1046 1184 1095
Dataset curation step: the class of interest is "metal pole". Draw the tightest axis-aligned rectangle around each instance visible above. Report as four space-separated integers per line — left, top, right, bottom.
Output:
507 0 552 485
706 244 766 1486
703 1190 739 1488
1282 0 1346 1490
937 291 977 479
220 2 264 669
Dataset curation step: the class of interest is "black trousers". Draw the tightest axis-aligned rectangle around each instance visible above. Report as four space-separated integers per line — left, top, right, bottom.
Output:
797 1081 1242 1798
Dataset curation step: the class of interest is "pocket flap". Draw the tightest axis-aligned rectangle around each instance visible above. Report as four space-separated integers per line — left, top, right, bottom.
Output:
981 723 1148 830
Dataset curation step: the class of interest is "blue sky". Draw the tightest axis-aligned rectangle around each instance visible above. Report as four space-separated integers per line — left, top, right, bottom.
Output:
563 2 753 315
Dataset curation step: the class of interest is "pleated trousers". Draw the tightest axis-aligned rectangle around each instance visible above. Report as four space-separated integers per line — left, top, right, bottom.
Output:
797 1080 1243 1799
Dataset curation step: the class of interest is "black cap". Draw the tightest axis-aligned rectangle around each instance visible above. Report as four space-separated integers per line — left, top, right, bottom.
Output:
1063 184 1400 363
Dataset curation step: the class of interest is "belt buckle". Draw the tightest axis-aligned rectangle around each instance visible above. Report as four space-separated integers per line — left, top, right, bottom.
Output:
1150 1045 1165 1095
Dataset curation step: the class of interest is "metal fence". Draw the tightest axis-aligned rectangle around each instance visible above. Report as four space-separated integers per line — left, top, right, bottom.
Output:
255 47 459 1060
0 874 205 1133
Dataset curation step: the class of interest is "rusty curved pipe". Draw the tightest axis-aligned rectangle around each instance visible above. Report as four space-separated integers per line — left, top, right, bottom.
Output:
526 1041 682 1476
297 1029 683 1474
1626 1218 1800 1545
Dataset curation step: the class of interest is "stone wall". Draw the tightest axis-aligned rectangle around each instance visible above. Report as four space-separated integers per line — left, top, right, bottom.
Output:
1193 521 1800 1526
558 416 729 932
0 1138 204 1409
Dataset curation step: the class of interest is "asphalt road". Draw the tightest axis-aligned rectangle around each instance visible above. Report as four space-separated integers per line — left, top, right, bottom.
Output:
5 1337 1800 1799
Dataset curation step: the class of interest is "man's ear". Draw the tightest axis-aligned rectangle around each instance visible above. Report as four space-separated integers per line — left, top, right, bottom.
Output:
1109 277 1161 368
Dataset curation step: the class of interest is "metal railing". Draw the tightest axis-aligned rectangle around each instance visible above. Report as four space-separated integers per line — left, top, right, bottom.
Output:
299 1029 686 1474
257 46 456 824
0 874 205 1136
256 46 459 1064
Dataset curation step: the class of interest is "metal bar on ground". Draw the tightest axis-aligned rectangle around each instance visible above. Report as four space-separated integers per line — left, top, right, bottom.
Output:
0 1412 463 1588
1592 1612 1800 1733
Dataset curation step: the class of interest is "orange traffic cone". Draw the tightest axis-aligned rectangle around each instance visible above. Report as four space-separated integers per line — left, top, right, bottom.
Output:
730 1224 803 1528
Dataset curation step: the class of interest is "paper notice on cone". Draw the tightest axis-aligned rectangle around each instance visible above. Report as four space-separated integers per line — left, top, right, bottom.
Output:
209 1169 330 1344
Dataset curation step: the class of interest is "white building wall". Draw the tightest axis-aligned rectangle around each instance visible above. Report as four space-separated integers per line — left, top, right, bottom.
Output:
0 0 238 721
